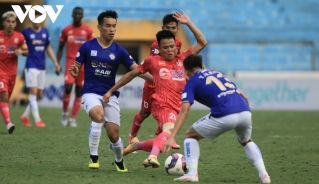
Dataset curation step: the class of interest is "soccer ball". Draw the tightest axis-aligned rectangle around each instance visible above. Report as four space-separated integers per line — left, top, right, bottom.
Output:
164 153 187 176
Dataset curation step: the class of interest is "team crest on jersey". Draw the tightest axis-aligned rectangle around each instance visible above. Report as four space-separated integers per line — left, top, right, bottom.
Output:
0 38 3 43
159 68 171 79
30 34 35 39
90 50 97 56
80 30 86 35
42 33 47 38
109 53 116 60
177 60 183 66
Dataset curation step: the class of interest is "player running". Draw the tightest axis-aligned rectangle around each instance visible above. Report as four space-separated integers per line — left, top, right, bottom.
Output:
103 11 207 168
165 55 271 183
57 6 93 127
0 11 28 134
129 14 182 149
70 10 151 172
20 15 61 128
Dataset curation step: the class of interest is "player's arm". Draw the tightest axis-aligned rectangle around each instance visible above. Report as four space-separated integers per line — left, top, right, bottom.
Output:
56 41 65 65
237 88 250 105
173 12 207 54
130 63 153 82
103 67 142 103
15 43 28 56
46 44 61 75
164 102 191 152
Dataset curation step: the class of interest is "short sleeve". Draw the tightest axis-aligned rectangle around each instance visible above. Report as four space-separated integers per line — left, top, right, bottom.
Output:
59 27 67 43
119 47 136 69
182 79 195 105
138 57 152 74
75 42 87 65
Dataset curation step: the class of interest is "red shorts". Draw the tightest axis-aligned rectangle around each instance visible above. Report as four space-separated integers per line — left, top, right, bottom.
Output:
0 75 16 97
140 83 155 114
64 59 84 86
151 101 178 125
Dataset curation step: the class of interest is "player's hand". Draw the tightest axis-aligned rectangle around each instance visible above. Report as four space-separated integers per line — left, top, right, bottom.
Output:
173 11 190 24
164 136 176 153
103 91 112 103
55 64 61 76
69 64 79 77
14 48 23 55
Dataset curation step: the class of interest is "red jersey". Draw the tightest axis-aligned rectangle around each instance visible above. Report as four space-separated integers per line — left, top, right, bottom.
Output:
138 48 192 112
0 31 25 76
59 24 93 60
146 38 183 89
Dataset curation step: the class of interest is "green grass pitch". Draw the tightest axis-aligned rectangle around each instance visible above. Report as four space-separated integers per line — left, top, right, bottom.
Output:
0 106 318 184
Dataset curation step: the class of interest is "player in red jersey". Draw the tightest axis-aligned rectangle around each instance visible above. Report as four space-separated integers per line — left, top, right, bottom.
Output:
128 14 183 148
57 7 93 127
0 11 28 134
104 12 207 168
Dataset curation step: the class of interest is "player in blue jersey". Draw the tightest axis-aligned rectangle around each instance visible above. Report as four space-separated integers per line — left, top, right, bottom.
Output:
20 16 61 128
165 55 271 183
69 10 151 172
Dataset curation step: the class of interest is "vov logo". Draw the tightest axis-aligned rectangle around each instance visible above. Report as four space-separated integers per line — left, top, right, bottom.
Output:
11 5 63 23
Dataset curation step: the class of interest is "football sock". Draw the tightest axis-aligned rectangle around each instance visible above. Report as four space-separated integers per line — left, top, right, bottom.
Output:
62 93 70 113
71 97 81 119
22 104 31 117
150 131 170 156
89 122 103 156
244 141 268 177
184 138 200 176
29 95 41 122
0 102 11 125
130 113 144 137
136 139 154 152
110 137 124 162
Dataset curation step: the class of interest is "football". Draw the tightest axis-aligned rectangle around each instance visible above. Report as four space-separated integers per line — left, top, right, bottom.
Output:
164 153 187 175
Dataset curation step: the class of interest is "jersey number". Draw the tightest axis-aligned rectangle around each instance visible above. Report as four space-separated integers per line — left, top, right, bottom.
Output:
205 76 235 91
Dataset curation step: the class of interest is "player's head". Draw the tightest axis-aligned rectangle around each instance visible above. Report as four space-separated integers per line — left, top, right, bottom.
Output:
32 11 42 30
162 13 179 36
156 30 177 61
2 11 17 33
183 54 203 77
97 10 118 41
72 7 84 24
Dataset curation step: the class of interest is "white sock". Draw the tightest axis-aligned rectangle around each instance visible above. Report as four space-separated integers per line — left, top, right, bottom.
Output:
110 137 123 162
89 122 103 156
244 141 268 177
184 138 200 176
29 95 41 122
22 104 31 117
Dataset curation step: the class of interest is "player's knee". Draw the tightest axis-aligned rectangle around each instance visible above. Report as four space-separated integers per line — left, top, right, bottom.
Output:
185 128 202 140
239 139 252 146
64 84 72 94
75 85 82 97
140 111 150 119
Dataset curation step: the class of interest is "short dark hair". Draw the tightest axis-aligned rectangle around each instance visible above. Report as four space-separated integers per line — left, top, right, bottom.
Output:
97 10 118 25
72 7 83 13
183 54 203 71
162 13 178 26
156 30 175 45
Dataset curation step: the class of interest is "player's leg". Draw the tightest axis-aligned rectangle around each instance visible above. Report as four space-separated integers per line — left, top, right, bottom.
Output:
0 77 15 134
104 95 127 172
61 61 75 126
235 111 271 184
128 84 153 141
69 68 84 127
20 69 32 127
82 93 104 170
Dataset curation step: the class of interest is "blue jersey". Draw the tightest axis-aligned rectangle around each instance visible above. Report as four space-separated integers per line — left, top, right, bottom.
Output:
76 38 135 96
22 27 50 70
182 69 250 117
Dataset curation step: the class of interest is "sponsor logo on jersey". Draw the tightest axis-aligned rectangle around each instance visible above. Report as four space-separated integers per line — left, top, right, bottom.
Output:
159 68 171 79
90 50 97 56
171 70 185 81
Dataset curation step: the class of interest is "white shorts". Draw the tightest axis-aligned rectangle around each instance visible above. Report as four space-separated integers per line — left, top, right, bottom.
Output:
192 111 252 142
25 68 46 89
82 93 120 125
